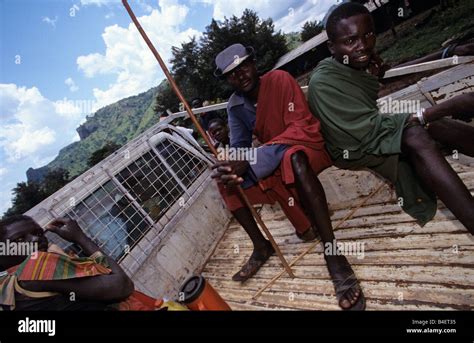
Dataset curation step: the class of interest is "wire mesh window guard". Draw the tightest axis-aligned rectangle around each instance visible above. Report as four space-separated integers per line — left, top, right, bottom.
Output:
47 137 209 263
64 180 152 261
154 139 208 188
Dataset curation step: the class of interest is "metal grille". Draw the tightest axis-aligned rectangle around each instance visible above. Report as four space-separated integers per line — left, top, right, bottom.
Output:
116 150 185 223
63 180 152 261
155 139 208 187
46 138 209 263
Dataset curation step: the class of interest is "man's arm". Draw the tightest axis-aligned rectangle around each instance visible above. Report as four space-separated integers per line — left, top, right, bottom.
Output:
228 108 253 148
395 43 474 68
213 104 288 187
422 93 474 123
19 219 134 302
249 144 288 180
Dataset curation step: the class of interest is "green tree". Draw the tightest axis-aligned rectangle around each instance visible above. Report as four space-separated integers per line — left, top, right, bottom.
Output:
168 9 288 103
285 32 302 50
2 168 74 218
3 182 46 218
170 37 202 101
88 142 121 167
154 81 180 116
42 168 70 197
301 20 324 42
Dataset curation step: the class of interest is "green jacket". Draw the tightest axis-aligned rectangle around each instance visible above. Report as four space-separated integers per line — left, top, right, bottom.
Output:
308 57 436 226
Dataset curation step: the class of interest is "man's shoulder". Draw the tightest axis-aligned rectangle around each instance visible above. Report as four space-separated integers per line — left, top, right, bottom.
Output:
227 92 244 111
228 92 245 106
262 69 292 82
309 58 335 88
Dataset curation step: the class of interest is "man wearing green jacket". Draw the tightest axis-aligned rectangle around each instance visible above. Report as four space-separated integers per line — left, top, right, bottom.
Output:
308 2 474 233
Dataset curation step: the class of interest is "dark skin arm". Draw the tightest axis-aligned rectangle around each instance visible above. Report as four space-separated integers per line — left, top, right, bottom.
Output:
371 43 474 78
211 160 250 187
368 50 474 123
406 93 474 124
425 93 474 123
19 218 134 302
395 43 474 68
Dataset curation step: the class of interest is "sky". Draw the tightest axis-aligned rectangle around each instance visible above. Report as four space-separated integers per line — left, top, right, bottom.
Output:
0 0 339 215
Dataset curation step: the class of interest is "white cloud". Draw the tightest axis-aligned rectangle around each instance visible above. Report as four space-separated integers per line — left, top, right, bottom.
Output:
77 0 201 110
80 0 151 11
0 168 7 180
80 0 119 6
42 16 58 28
196 0 274 22
65 77 79 92
195 0 338 33
275 0 338 33
138 1 154 13
0 84 84 163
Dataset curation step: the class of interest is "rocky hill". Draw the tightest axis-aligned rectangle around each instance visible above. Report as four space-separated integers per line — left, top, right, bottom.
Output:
26 85 161 182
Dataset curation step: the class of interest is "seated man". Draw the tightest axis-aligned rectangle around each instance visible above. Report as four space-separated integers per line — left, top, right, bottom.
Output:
308 2 474 233
212 43 365 310
0 215 158 310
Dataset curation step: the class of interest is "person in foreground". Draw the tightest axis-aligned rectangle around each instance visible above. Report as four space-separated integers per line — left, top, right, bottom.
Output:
0 215 158 311
308 3 474 233
211 43 365 310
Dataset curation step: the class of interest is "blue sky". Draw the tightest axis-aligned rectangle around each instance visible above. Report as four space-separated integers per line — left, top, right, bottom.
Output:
0 0 338 215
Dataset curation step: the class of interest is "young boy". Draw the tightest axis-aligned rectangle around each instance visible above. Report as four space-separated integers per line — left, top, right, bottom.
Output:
212 43 365 310
0 215 156 310
308 2 474 233
208 118 230 148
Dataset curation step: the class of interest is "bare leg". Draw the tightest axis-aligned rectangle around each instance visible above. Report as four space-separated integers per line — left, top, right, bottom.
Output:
402 125 474 233
427 118 474 157
291 151 363 310
232 207 269 251
230 207 274 281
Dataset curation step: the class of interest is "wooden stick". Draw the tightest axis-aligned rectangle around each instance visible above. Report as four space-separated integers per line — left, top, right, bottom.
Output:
252 182 386 299
122 0 294 278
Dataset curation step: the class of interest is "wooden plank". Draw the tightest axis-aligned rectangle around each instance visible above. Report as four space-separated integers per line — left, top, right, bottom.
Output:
383 56 474 79
420 62 474 92
430 75 474 103
209 280 472 311
205 263 474 287
202 156 474 310
206 247 474 268
213 230 473 254
205 277 474 309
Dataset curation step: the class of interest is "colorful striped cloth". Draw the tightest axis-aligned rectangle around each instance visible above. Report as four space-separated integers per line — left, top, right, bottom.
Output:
0 245 111 310
0 245 174 311
14 249 110 281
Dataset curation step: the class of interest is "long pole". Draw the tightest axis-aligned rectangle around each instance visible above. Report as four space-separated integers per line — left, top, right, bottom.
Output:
122 0 294 278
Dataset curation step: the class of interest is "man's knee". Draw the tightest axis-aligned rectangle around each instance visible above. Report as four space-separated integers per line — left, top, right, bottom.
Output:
291 151 309 175
402 126 437 155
